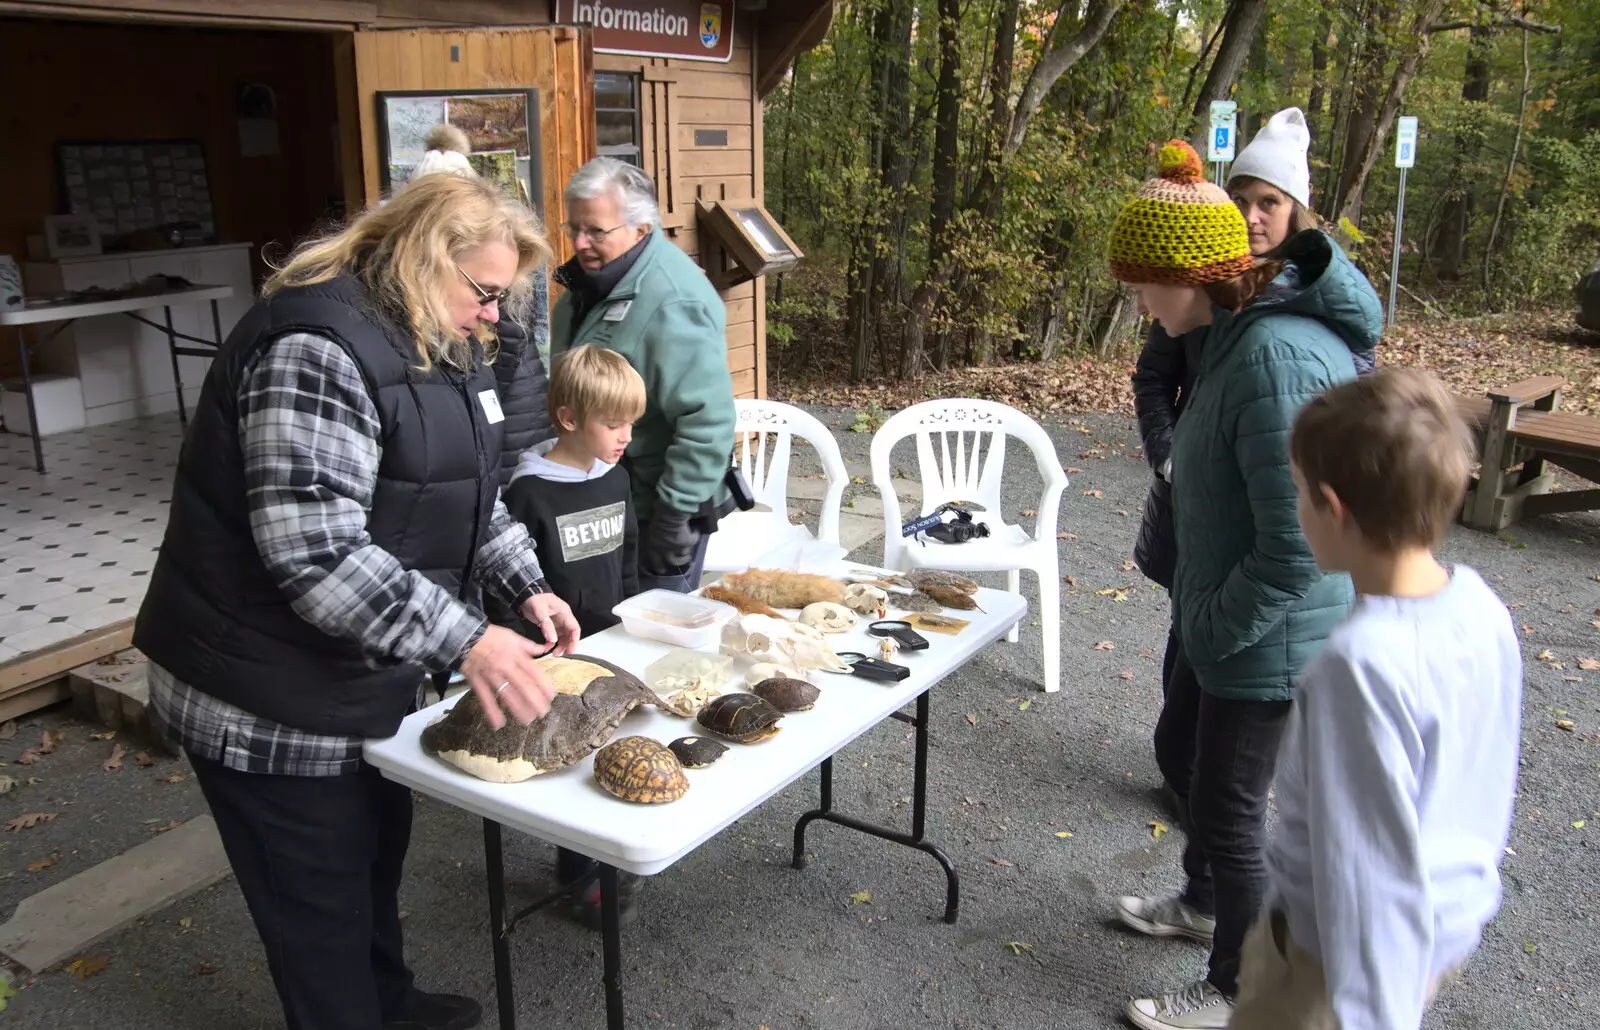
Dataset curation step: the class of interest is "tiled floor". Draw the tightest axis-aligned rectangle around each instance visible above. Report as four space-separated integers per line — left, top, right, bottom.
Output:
0 416 180 663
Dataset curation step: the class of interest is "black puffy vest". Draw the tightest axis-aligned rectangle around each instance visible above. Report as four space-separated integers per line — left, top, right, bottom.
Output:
133 276 504 737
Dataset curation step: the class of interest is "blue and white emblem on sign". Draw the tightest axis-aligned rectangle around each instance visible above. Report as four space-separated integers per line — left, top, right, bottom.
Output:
700 4 721 48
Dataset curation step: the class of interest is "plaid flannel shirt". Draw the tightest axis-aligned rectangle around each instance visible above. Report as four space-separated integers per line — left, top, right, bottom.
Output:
149 332 545 777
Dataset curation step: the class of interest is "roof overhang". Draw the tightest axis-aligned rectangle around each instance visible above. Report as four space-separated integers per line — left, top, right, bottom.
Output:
753 0 835 99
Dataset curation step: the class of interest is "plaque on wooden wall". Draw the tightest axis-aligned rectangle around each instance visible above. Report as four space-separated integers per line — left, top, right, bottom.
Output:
56 140 218 249
554 1 734 63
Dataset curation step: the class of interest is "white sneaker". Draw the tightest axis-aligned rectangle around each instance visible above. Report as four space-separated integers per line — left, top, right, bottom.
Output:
1115 893 1216 943
1125 980 1235 1030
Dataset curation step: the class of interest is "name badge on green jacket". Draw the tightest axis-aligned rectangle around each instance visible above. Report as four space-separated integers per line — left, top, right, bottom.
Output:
603 300 632 322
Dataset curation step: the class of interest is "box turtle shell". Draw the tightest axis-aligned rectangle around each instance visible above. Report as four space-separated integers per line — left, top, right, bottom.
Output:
667 736 729 768
593 736 689 803
421 655 662 782
752 676 820 712
696 692 784 743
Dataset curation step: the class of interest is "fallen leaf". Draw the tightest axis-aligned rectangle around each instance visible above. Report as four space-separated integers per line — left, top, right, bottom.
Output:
991 858 1015 867
1113 509 1130 516
1580 658 1600 671
1524 942 1538 954
0 721 16 740
192 962 220 977
26 854 57 872
1057 532 1079 540
1094 640 1115 651
1003 941 1034 956
1082 489 1103 498
0 775 15 794
1018 698 1032 711
1522 625 1536 634
103 743 127 771
0 972 14 1012
151 820 183 834
965 713 977 726
1119 670 1135 680
849 890 873 905
40 730 64 753
1557 720 1576 731
1150 820 1169 840
1021 508 1036 517
6 813 56 832
1063 575 1078 589
65 955 108 979
1121 559 1137 572
1536 649 1555 661
89 730 116 741
1066 467 1084 474
1574 820 1587 829
133 752 155 767
1563 676 1583 683
178 917 194 928
160 772 186 784
1054 831 1073 838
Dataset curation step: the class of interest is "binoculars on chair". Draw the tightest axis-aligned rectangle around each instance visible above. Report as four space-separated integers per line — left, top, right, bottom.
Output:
902 502 991 545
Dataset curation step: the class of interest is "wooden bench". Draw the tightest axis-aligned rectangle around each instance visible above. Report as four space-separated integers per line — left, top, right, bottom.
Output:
1461 375 1600 530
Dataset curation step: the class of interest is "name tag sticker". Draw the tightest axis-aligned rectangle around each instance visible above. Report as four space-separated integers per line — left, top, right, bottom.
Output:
603 300 632 322
478 389 505 424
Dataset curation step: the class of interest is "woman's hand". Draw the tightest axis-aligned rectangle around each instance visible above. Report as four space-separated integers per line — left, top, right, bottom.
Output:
460 625 558 729
521 593 582 656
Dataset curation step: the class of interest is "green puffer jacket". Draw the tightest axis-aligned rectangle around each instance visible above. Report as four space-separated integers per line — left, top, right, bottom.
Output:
550 231 735 526
1170 230 1382 701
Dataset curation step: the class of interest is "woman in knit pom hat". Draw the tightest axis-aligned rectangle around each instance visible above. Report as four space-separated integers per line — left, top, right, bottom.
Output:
411 123 476 180
1107 140 1382 1030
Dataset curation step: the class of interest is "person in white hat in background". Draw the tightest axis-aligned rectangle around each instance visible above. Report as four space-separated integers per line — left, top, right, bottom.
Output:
411 124 477 179
1226 107 1321 255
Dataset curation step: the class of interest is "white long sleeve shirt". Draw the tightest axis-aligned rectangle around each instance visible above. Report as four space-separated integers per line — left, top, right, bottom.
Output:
1266 564 1522 1030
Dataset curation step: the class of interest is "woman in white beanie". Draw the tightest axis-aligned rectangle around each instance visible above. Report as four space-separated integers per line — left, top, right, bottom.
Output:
1132 107 1328 827
411 123 476 180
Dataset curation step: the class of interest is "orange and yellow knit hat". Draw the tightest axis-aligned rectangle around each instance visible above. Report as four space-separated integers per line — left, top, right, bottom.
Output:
1108 140 1253 285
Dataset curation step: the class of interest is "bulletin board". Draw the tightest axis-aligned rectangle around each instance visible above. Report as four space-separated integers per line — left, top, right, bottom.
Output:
56 139 219 247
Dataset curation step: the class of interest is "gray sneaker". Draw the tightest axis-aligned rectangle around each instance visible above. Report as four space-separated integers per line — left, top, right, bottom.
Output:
1125 980 1234 1030
1115 893 1215 943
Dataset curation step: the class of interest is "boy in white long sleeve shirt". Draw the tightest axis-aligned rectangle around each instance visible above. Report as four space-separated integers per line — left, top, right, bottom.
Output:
1230 368 1523 1030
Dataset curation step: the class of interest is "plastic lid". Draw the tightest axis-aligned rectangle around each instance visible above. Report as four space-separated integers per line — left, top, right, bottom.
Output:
613 589 733 630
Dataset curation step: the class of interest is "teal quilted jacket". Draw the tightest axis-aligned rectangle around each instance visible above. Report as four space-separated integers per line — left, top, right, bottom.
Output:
1170 230 1382 701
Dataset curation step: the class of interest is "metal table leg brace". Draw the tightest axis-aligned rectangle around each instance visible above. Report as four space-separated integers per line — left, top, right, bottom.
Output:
481 819 627 1030
791 690 960 924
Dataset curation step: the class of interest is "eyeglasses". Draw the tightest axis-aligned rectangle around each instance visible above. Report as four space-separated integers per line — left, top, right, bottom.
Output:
560 222 626 243
458 266 513 306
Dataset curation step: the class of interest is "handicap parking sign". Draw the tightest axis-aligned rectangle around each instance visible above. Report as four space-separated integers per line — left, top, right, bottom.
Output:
1208 124 1235 162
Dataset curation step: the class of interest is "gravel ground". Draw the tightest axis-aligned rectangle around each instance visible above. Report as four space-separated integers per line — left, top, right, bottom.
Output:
2 405 1597 1029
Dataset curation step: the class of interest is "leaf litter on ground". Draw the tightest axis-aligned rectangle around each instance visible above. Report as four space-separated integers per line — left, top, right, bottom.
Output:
7 812 56 831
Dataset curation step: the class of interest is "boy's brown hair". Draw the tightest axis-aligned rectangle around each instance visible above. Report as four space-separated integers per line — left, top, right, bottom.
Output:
1291 368 1476 550
548 345 646 429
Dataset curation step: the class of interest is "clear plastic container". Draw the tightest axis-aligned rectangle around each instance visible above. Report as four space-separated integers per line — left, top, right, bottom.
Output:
611 589 736 649
644 648 734 695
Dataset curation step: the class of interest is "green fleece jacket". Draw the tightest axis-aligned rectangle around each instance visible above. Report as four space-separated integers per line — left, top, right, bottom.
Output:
1170 230 1382 701
550 231 735 525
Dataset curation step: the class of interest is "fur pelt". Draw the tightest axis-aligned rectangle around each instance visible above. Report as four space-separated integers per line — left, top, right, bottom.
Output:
717 569 846 609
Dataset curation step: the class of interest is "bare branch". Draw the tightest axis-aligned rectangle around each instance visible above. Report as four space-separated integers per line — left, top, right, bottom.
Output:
1429 15 1559 33
1002 0 1126 159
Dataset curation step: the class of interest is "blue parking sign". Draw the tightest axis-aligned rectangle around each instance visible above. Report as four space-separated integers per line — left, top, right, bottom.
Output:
1215 127 1229 150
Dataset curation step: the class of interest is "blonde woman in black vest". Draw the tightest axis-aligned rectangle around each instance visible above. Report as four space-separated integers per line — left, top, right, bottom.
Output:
134 173 580 1030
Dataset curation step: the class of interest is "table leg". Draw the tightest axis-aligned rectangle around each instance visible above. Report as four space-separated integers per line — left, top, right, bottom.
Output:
599 864 625 1030
482 819 517 1030
14 326 45 474
790 691 960 924
163 306 188 428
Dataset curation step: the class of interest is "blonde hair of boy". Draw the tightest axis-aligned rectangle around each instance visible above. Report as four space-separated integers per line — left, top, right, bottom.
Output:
1290 368 1476 550
548 345 646 429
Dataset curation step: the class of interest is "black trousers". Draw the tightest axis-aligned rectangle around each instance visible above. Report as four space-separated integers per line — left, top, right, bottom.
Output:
1152 635 1291 997
189 753 417 1030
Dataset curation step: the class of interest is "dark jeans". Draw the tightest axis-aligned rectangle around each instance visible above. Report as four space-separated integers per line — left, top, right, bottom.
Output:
636 531 711 594
189 753 417 1030
1152 638 1291 998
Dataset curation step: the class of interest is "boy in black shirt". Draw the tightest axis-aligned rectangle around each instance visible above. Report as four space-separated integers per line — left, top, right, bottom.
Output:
503 344 643 636
502 344 646 922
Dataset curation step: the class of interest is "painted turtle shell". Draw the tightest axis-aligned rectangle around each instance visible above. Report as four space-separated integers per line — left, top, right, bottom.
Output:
752 676 820 713
696 692 784 744
593 736 689 803
667 736 729 768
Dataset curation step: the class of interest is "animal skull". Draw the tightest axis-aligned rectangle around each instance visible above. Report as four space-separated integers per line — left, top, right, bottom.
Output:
722 614 849 672
843 583 888 614
800 602 856 634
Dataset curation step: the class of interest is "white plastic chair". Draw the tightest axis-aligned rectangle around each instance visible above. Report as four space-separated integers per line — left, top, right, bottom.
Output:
703 399 850 574
870 399 1069 693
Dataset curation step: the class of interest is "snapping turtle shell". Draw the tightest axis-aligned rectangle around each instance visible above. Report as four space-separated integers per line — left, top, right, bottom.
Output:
421 656 661 782
594 736 689 803
668 736 729 768
752 676 820 712
696 692 784 743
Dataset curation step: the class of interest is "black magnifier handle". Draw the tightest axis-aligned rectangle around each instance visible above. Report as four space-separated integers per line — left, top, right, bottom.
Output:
834 652 911 682
869 620 929 651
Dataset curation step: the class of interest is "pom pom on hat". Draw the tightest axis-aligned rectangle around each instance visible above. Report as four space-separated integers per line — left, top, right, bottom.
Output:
1107 139 1252 286
424 123 471 156
411 123 475 180
1228 107 1312 209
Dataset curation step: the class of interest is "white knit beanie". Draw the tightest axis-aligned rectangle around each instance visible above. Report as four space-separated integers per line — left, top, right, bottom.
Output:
1228 107 1311 209
410 123 475 180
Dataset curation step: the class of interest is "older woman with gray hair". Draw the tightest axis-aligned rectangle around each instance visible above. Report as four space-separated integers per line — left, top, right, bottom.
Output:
550 156 736 592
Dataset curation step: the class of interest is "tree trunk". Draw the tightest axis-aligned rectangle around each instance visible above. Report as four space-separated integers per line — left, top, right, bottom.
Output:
901 0 961 379
1483 26 1532 294
1322 0 1362 205
1189 0 1271 147
967 0 1020 218
1435 18 1494 280
1336 0 1451 228
1334 0 1399 221
870 0 915 349
1093 287 1140 357
1307 7 1332 142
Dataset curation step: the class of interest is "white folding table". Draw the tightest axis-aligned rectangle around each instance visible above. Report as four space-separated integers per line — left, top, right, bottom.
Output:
364 582 1028 1030
0 283 233 472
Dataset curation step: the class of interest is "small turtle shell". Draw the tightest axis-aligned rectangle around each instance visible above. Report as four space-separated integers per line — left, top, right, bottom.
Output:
752 676 820 712
667 736 729 768
593 736 689 803
697 692 784 743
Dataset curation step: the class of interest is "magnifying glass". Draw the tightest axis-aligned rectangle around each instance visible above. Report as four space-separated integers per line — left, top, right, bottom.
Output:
832 651 911 682
868 620 929 651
